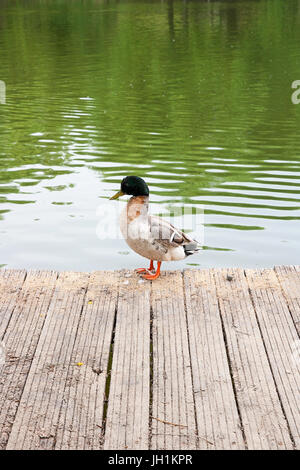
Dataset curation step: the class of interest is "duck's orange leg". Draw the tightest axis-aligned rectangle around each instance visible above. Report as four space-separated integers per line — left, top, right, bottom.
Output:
142 261 161 280
135 260 154 274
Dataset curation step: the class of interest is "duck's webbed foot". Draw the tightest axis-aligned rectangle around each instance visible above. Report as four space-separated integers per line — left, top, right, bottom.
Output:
135 260 154 274
142 261 161 280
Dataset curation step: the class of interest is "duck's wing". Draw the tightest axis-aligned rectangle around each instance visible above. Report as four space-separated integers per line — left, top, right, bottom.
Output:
148 215 196 253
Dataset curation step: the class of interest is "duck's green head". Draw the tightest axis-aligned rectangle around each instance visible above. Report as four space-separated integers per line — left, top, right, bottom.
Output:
110 176 149 200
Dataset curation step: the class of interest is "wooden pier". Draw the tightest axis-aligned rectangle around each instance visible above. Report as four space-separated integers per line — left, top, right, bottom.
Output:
0 266 299 450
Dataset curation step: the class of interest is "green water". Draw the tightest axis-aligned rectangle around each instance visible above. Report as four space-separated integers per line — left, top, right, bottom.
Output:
0 0 300 271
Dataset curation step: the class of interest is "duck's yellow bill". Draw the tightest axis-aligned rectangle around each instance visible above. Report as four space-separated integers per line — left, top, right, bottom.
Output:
110 190 124 200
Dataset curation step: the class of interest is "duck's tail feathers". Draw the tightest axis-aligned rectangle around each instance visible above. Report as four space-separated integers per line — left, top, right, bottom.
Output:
183 240 201 257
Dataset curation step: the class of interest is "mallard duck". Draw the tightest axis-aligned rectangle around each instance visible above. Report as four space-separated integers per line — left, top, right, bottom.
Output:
110 176 200 280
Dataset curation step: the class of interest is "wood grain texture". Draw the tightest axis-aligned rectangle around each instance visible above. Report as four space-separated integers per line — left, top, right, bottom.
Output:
6 272 89 450
214 268 293 450
245 268 300 448
0 270 56 449
55 271 119 449
0 269 26 339
184 269 245 449
104 272 151 450
0 267 298 450
151 271 197 450
274 265 300 335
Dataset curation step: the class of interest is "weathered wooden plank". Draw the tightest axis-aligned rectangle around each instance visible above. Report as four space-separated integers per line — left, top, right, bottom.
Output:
151 271 197 450
55 271 119 450
184 269 245 450
0 269 27 386
0 269 27 394
6 272 89 450
214 268 293 450
245 268 300 449
104 272 150 450
274 265 300 335
0 270 56 449
0 269 26 339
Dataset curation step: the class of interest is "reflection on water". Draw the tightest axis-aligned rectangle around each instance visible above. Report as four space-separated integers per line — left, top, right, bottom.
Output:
0 0 300 271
